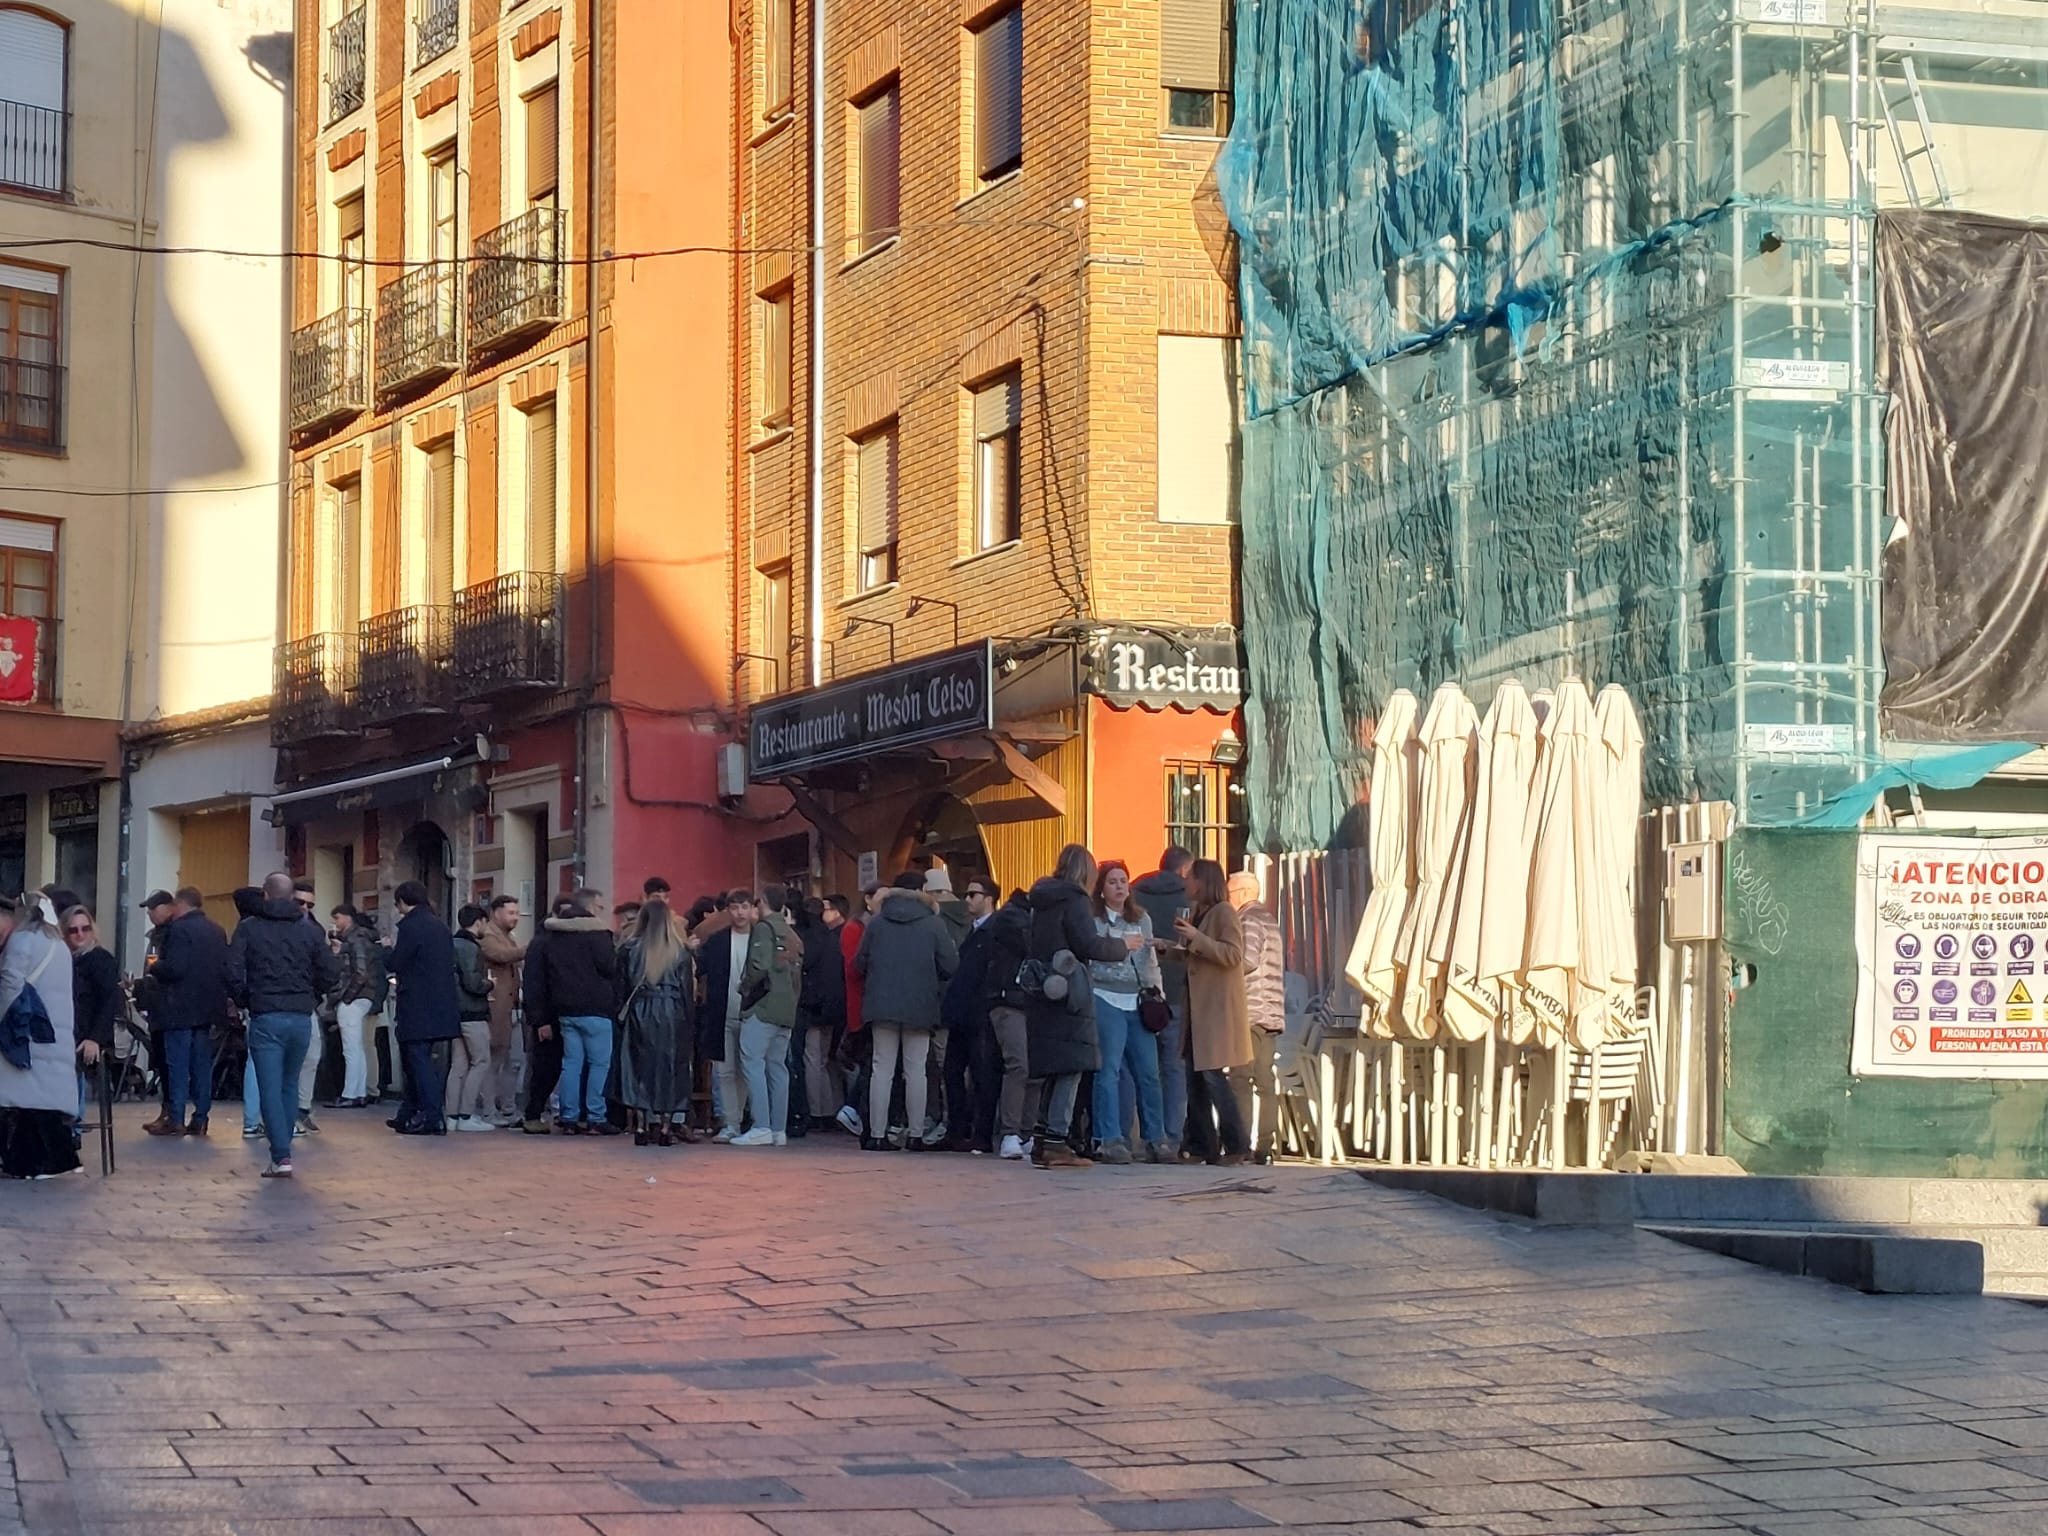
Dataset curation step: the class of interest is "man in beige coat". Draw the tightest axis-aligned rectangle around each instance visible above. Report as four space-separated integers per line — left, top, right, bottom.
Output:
478 894 528 1127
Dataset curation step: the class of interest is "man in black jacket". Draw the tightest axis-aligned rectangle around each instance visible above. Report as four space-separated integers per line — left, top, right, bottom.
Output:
148 886 231 1139
381 881 461 1137
225 874 340 1176
1132 847 1195 1150
524 887 617 1135
939 877 1001 1151
134 890 179 1132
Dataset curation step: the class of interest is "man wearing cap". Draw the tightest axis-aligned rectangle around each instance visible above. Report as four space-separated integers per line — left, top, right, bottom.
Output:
146 887 231 1138
134 890 178 1134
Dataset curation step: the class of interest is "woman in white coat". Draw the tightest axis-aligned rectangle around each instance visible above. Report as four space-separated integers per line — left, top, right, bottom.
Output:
0 893 79 1179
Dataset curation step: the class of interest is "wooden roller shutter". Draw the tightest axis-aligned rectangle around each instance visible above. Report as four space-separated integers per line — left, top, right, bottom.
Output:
1160 0 1224 91
975 7 1023 179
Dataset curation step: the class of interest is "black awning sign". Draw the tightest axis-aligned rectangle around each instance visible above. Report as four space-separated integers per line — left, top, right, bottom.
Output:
750 642 994 780
1087 628 1243 710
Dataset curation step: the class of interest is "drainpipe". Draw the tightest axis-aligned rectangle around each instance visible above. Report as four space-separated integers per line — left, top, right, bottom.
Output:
805 0 826 686
576 0 606 881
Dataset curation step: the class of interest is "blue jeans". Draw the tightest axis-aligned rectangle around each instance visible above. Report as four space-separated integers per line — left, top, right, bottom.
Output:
163 1028 213 1127
1091 996 1163 1146
1158 1007 1188 1143
243 1055 261 1132
557 1015 612 1124
247 1013 311 1164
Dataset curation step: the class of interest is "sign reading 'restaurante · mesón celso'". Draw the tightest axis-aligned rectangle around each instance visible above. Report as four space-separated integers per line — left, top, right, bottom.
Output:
748 642 995 780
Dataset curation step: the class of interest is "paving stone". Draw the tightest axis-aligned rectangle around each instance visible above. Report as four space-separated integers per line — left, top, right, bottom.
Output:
1091 1496 1278 1530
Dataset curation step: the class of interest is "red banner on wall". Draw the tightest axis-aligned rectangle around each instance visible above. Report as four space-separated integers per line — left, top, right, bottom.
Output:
0 618 42 705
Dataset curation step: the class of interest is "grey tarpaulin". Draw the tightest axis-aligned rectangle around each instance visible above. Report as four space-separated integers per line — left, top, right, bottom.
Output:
1877 210 2048 741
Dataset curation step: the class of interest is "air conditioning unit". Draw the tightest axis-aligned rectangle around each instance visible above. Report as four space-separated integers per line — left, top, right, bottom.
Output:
716 741 749 800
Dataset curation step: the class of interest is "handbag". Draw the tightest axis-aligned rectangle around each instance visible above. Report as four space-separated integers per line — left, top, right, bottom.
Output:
1137 986 1171 1036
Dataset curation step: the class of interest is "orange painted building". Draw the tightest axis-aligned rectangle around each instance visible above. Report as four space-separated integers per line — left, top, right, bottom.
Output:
275 0 770 921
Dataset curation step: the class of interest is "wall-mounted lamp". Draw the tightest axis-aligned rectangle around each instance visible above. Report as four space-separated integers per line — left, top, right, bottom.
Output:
842 614 897 664
905 594 961 646
1211 727 1245 766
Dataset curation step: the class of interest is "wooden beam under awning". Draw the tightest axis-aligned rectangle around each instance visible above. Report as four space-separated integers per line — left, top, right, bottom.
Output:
785 782 860 856
993 734 1066 817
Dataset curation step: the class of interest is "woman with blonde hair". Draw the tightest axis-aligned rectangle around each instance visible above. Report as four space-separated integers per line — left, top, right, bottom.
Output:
615 897 697 1146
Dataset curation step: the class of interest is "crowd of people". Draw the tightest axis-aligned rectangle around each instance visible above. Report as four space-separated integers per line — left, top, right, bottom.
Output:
0 842 1290 1181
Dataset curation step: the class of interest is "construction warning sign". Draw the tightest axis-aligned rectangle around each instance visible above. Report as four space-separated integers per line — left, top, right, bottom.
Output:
1854 832 2048 1079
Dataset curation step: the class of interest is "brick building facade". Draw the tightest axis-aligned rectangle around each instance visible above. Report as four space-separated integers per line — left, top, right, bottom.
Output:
735 0 1248 893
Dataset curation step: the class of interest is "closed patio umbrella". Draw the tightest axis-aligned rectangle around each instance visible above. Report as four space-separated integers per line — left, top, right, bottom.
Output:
1522 676 1595 1051
1394 683 1479 1044
1586 684 1646 1043
1439 680 1540 1044
1344 688 1421 1038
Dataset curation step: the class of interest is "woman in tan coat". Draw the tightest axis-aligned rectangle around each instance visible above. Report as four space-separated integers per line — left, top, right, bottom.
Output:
1172 858 1252 1164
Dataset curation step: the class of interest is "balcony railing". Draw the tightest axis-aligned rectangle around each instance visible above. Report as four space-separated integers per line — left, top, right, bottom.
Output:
272 633 358 745
289 308 368 436
0 359 62 452
374 262 462 403
452 571 565 697
357 605 454 722
467 206 567 356
0 99 66 195
416 0 461 65
328 5 368 124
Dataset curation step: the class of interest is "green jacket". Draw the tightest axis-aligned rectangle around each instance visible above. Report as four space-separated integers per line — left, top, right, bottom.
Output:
739 912 804 1029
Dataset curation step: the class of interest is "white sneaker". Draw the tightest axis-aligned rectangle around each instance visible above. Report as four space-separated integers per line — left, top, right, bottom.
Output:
454 1116 495 1132
772 1131 787 1146
835 1105 863 1137
712 1125 738 1143
999 1135 1026 1160
730 1127 776 1147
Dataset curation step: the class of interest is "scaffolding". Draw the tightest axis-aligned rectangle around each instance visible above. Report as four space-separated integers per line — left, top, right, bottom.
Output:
1220 0 2048 849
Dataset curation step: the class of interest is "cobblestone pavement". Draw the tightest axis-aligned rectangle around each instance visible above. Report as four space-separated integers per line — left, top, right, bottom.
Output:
6 1111 2048 1536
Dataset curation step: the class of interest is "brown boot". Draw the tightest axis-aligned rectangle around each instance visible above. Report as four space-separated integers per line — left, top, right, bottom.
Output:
144 1117 184 1137
1039 1141 1093 1169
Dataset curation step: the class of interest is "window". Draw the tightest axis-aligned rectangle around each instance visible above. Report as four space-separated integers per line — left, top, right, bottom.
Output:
427 143 459 262
853 82 900 255
524 401 557 573
970 371 1020 551
337 194 366 312
416 0 461 67
524 83 558 208
1155 335 1237 524
425 441 456 602
0 264 61 452
756 563 790 690
971 5 1023 184
328 4 368 124
1165 759 1246 869
757 287 792 430
851 423 898 591
761 0 793 118
0 7 68 194
0 517 53 618
327 477 363 633
1161 0 1231 134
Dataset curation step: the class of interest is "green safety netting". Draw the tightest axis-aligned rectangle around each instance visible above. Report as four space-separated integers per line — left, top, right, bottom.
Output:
1217 0 2044 850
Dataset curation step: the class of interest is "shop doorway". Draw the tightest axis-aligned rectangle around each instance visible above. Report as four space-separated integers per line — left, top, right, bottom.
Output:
756 831 813 896
888 794 991 891
398 820 454 917
179 807 252 933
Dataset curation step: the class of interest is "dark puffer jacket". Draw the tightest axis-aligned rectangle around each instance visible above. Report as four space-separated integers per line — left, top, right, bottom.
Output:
1132 870 1192 1012
854 893 959 1032
525 914 616 1029
1023 876 1129 1077
151 908 231 1032
227 897 341 1017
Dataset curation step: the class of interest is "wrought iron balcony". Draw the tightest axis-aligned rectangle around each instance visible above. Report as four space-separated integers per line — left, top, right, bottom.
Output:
467 206 567 356
0 98 66 195
357 605 454 722
328 5 368 124
452 571 565 697
416 0 461 66
289 308 368 437
374 262 462 403
0 359 62 452
272 633 358 744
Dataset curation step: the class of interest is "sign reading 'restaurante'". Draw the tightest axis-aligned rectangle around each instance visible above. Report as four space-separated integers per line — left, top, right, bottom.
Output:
749 642 994 780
